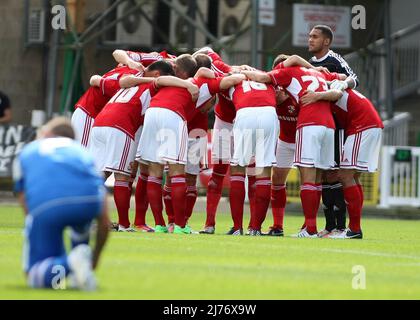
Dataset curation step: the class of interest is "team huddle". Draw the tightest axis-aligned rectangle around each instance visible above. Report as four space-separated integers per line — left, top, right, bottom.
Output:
71 42 383 240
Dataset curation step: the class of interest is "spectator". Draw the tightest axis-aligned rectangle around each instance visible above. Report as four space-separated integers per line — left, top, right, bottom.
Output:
0 91 12 124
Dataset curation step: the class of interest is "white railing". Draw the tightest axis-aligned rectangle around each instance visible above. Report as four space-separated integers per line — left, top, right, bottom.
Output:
379 146 420 208
344 23 420 110
382 112 412 146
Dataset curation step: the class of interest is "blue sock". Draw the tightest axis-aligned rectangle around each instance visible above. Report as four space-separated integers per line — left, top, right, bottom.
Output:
28 255 70 289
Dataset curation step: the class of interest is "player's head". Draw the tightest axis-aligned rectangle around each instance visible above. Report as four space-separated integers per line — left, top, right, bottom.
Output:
272 54 290 69
40 117 75 139
144 60 175 77
194 54 212 69
174 54 198 79
309 25 334 54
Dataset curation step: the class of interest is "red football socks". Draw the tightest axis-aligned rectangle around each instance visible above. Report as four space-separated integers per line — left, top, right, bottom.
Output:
229 174 246 230
271 184 286 229
114 180 132 228
147 176 166 226
134 173 149 226
248 175 257 226
253 178 271 230
357 184 364 207
205 164 229 227
344 185 363 232
300 183 320 234
171 175 187 228
185 185 198 224
163 185 175 224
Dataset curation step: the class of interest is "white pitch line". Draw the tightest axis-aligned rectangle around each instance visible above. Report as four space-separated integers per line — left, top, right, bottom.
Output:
322 248 420 261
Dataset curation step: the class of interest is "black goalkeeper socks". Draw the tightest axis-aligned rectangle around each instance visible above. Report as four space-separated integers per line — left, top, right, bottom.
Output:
322 184 336 232
331 183 347 231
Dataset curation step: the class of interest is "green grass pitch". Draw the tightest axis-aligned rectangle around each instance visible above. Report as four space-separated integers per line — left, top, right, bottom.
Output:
1 205 420 300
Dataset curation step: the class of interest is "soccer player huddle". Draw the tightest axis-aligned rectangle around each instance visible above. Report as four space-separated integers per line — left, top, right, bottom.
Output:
71 28 383 241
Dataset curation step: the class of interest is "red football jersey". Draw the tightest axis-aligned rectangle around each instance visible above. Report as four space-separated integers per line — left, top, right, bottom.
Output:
187 77 223 133
126 51 164 67
214 94 236 124
229 80 277 111
206 50 231 76
276 98 299 144
75 66 139 118
268 67 340 129
188 111 208 136
93 82 156 139
149 77 222 122
332 89 384 136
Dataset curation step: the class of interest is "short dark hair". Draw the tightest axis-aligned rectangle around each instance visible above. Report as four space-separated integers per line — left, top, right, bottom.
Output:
44 117 75 139
176 54 199 78
313 25 334 44
194 54 212 69
147 60 175 76
0 91 10 109
272 54 290 69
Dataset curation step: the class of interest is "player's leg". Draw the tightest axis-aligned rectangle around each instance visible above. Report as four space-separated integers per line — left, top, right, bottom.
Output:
355 172 364 208
270 167 290 236
185 136 207 227
248 107 278 236
25 214 69 289
330 171 347 233
202 163 228 233
327 129 346 231
71 108 93 148
269 139 295 236
26 199 103 290
228 165 246 235
134 162 154 232
228 110 255 235
163 173 175 232
246 164 257 232
147 162 167 232
185 173 198 226
338 168 363 238
320 171 335 235
249 167 272 236
90 127 137 231
204 116 232 232
293 126 330 237
334 128 382 239
113 173 133 231
169 163 189 234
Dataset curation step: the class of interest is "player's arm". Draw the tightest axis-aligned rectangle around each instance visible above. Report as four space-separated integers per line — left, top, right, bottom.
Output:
194 67 216 79
154 76 199 101
119 75 155 88
112 50 145 72
219 74 247 90
90 75 102 87
241 70 272 83
300 89 343 106
92 198 110 270
282 55 329 73
192 46 213 57
336 61 359 89
231 65 256 72
329 74 353 91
